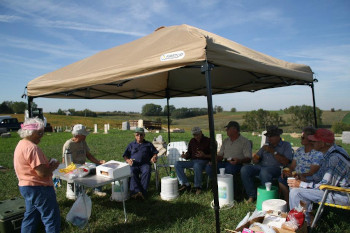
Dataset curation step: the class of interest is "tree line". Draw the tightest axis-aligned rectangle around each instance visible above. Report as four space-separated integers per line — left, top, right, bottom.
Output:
1 101 349 133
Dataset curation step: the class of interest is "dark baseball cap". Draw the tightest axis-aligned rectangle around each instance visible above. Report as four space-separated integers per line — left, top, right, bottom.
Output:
224 121 240 131
264 125 283 137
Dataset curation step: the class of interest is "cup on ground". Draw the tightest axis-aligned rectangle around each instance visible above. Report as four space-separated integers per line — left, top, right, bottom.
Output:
219 168 225 176
265 182 272 191
287 177 296 189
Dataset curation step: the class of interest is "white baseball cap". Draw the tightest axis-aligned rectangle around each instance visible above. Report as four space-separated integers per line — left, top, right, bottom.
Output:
72 124 89 136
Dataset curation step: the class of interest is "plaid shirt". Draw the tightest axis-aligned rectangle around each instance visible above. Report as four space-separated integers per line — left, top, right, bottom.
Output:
300 145 350 190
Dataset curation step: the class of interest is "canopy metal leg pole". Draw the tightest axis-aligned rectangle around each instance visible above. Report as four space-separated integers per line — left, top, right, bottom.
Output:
167 96 171 143
202 61 220 233
28 97 33 118
311 81 318 127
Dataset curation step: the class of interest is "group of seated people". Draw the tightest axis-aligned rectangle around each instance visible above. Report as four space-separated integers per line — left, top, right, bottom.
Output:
173 121 350 226
14 116 349 232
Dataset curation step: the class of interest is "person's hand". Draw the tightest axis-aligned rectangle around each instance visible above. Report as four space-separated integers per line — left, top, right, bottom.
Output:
263 145 274 154
181 152 187 159
195 150 204 158
151 155 157 163
252 153 260 164
282 168 292 178
49 159 60 170
229 158 240 165
287 177 301 188
99 160 106 164
126 159 134 166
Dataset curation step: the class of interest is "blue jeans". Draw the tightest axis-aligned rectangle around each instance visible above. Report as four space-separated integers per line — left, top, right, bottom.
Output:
129 163 151 196
175 160 208 188
240 164 281 198
19 186 60 233
206 161 242 178
289 187 350 224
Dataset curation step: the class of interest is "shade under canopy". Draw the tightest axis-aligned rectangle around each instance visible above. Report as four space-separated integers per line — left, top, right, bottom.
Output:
27 24 313 99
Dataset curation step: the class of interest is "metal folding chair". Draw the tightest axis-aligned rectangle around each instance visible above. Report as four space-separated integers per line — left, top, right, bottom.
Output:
311 184 350 230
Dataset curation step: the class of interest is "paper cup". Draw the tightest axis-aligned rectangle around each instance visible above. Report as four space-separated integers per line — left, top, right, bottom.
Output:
265 182 272 191
219 168 225 176
288 177 296 189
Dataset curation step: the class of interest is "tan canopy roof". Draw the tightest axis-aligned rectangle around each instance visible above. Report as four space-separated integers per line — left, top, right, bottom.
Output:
27 24 313 99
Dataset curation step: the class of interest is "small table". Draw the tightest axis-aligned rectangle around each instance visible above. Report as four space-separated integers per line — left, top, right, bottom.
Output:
54 164 131 223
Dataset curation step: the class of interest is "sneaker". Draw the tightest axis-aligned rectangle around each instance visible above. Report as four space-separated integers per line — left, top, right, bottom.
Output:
179 184 191 192
93 190 107 197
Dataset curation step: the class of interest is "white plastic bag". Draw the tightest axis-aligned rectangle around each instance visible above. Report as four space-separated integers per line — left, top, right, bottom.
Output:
66 192 92 228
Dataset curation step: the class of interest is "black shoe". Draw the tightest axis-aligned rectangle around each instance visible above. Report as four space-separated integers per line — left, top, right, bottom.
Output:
179 184 191 192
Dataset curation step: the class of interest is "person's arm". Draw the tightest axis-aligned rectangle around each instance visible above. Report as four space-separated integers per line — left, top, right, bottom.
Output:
34 160 60 178
264 145 290 166
86 152 105 165
301 165 320 177
123 144 133 166
150 154 158 163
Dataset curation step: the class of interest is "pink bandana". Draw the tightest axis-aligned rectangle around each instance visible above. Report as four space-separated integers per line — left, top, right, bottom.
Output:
21 123 41 130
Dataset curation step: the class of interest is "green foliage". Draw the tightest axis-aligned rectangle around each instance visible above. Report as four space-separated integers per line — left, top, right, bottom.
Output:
163 105 176 115
142 103 163 116
0 101 29 114
242 109 284 131
230 107 237 112
331 122 350 134
214 105 223 113
284 105 322 128
171 107 208 119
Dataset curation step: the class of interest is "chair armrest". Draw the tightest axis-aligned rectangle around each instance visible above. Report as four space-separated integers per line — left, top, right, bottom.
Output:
319 185 350 193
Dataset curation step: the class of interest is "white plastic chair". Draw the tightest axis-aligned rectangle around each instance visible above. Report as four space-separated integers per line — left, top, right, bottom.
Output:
154 141 187 190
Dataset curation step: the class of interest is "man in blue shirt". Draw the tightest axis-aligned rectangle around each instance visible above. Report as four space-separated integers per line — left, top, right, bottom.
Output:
241 125 293 202
123 127 158 199
288 128 350 226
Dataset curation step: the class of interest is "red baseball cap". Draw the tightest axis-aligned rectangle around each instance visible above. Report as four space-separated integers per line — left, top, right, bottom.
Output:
308 128 334 143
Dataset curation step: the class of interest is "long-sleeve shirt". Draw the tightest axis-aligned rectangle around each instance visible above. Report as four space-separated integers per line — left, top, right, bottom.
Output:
300 145 350 191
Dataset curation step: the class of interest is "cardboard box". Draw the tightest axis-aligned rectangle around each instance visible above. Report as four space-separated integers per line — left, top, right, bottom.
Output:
96 160 130 179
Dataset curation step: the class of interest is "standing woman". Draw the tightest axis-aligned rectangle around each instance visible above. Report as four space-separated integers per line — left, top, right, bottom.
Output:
14 117 61 233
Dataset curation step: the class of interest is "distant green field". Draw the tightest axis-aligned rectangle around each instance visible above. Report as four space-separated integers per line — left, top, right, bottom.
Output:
342 112 350 124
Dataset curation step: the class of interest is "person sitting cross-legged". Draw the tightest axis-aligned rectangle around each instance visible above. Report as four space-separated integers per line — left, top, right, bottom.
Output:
175 127 211 195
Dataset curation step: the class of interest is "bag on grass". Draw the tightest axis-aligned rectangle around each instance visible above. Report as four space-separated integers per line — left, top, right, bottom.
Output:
66 192 92 228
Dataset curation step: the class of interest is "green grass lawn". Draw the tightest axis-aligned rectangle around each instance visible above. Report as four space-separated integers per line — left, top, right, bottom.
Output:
1 130 349 232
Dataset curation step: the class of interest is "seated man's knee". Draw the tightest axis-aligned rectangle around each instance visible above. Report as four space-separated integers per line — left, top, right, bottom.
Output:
259 169 272 181
240 165 250 176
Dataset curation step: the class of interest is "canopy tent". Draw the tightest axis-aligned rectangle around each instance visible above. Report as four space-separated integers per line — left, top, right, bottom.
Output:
26 24 315 233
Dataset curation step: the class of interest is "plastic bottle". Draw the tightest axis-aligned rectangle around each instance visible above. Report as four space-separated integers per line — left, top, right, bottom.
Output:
64 148 72 167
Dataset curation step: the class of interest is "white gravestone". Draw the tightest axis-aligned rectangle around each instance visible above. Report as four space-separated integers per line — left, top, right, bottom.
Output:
342 131 350 144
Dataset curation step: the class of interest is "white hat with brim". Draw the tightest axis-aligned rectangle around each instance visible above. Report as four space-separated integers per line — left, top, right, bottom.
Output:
72 124 89 136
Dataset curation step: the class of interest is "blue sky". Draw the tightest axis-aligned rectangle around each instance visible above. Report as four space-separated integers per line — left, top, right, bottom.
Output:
1 0 349 113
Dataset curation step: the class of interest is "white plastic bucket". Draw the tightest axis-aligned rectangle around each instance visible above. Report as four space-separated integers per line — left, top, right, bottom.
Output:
111 178 129 202
217 174 234 207
160 176 178 201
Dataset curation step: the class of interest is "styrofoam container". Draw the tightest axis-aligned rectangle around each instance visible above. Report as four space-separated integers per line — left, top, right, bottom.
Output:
96 160 130 179
262 199 287 212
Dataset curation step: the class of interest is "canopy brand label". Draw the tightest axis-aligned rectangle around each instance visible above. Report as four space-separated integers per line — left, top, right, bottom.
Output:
160 51 185 61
